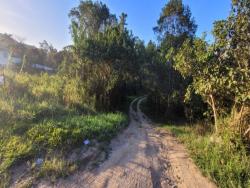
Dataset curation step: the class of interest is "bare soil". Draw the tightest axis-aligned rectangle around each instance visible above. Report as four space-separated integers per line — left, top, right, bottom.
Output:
37 97 216 188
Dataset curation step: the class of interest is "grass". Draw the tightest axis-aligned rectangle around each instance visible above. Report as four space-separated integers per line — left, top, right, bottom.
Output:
27 113 128 150
0 113 127 183
140 96 250 188
163 124 250 188
39 157 77 182
0 70 129 186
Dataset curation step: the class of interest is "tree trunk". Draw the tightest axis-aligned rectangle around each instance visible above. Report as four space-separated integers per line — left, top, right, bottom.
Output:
19 55 26 73
209 94 218 133
238 104 245 134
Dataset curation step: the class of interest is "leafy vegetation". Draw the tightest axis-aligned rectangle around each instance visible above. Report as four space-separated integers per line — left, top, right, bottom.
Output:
0 0 249 187
0 69 126 163
1 1 143 185
39 157 77 182
144 0 249 137
0 107 126 185
141 0 250 187
164 124 250 188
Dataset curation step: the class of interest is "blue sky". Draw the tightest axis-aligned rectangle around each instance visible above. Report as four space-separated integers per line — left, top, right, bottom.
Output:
0 0 231 50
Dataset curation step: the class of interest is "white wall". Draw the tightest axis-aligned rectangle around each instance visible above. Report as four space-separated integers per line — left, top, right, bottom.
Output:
0 50 21 65
0 50 8 65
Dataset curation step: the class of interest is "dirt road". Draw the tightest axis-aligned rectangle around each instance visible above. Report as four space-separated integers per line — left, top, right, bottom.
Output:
41 97 216 188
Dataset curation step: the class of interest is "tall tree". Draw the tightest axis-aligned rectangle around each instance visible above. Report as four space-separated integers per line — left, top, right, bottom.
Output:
67 1 143 111
69 0 117 38
154 0 197 39
146 0 197 120
174 0 250 133
154 0 197 60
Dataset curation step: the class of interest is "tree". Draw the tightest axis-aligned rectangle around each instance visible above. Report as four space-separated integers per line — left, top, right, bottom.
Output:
154 0 197 60
174 0 250 134
174 37 222 132
67 1 144 111
39 40 58 68
146 0 197 120
69 0 117 39
154 0 196 38
213 0 250 134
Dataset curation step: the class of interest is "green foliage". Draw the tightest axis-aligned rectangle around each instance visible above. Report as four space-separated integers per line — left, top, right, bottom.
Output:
27 113 127 150
0 67 128 182
67 0 146 111
161 5 250 187
174 0 250 133
154 0 197 61
0 112 127 178
143 0 198 121
154 0 197 39
164 125 250 188
39 157 77 182
69 0 117 39
1 0 249 186
0 136 33 174
0 2 135 182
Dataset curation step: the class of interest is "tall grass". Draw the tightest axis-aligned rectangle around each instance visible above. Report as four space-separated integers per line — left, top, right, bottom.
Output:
164 125 250 188
0 70 128 186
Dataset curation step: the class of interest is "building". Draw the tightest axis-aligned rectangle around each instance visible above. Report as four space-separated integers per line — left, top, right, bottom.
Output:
0 49 9 66
0 47 22 66
0 47 54 73
32 64 54 72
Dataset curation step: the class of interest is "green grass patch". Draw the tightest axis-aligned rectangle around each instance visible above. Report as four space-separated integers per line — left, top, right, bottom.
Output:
0 70 130 186
163 124 250 188
39 157 77 182
0 113 128 185
28 113 128 150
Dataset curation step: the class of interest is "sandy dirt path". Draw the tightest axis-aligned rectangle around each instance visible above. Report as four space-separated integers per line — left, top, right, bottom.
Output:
40 97 216 188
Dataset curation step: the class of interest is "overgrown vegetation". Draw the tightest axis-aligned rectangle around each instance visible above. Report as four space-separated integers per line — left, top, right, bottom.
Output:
144 0 250 137
141 0 249 187
0 69 127 185
0 0 249 187
0 0 140 185
164 124 250 188
1 104 126 185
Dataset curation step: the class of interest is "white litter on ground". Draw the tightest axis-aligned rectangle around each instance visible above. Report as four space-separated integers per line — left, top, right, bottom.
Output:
83 139 90 145
35 158 44 166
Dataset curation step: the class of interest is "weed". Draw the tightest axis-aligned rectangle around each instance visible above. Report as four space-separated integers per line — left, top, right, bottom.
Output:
164 125 250 188
39 157 77 182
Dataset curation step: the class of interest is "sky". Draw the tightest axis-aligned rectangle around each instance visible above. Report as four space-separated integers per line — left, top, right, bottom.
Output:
0 0 231 50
